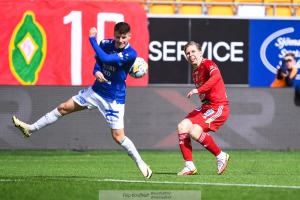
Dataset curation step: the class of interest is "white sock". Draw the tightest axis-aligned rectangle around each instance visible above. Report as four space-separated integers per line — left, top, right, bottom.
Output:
185 161 196 170
29 108 62 133
120 136 144 166
216 151 225 159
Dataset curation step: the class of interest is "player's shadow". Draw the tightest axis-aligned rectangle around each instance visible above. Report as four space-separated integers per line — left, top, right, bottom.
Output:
154 172 178 175
294 93 300 106
31 175 92 181
294 85 300 106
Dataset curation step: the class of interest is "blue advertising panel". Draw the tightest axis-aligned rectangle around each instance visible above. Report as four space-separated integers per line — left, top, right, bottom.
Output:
249 20 300 87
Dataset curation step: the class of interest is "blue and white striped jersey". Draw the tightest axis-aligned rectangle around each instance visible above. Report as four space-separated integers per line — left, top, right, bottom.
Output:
89 38 137 104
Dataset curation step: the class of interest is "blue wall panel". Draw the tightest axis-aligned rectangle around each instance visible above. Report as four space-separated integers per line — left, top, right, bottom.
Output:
249 20 300 87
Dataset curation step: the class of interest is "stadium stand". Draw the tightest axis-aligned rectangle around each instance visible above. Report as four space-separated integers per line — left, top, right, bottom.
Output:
293 0 300 16
234 0 265 16
234 0 263 2
147 0 176 14
177 0 205 15
205 0 235 15
264 0 294 16
142 0 299 16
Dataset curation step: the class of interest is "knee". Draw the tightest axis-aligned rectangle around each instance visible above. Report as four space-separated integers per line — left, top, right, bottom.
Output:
178 121 190 134
57 103 67 115
111 129 125 143
189 125 203 140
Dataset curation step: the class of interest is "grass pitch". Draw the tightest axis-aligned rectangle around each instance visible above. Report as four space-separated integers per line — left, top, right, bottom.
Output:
0 150 299 200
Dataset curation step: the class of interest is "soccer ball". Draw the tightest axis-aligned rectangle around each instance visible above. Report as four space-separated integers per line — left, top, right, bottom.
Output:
129 57 148 78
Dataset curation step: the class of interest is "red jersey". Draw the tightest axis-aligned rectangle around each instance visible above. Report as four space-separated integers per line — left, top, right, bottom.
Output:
192 58 228 106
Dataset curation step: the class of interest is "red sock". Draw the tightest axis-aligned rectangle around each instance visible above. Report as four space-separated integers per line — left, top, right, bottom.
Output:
197 132 221 156
178 133 193 161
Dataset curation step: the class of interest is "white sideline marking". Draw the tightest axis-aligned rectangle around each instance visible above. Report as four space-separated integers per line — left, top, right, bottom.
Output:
101 179 300 189
1 159 300 162
2 178 300 189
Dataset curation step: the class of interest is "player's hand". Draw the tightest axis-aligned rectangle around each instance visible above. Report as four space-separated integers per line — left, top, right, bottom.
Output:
89 27 97 38
280 71 288 77
95 71 108 83
187 89 198 98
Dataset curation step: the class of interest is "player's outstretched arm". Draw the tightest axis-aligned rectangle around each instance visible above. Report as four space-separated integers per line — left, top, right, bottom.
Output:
88 27 119 63
187 89 198 98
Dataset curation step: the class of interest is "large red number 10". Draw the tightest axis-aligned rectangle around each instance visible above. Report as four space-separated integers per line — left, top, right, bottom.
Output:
63 11 124 85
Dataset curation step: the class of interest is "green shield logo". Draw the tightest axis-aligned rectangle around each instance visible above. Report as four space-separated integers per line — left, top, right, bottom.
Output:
9 11 47 85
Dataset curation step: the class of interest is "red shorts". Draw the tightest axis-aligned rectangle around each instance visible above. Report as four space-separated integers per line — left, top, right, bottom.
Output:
185 104 229 132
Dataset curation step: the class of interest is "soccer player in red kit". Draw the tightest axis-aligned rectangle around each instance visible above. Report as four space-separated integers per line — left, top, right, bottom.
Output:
177 41 230 176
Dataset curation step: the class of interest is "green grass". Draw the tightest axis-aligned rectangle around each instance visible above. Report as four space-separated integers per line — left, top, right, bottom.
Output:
0 150 299 200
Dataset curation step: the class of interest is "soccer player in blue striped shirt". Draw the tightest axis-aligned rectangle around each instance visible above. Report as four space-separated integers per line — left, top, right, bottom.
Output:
12 22 152 179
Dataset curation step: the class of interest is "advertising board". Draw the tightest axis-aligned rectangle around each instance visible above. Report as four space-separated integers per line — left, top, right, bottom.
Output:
148 17 249 84
249 19 300 87
0 1 149 86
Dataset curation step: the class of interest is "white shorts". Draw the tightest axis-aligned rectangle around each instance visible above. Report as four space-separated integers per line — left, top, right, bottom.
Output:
72 87 124 129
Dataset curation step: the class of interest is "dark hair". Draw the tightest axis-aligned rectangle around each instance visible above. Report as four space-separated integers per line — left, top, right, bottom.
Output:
114 22 130 34
184 41 202 53
285 52 295 60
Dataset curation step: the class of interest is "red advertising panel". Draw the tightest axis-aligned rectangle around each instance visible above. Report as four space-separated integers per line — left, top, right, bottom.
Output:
0 0 149 86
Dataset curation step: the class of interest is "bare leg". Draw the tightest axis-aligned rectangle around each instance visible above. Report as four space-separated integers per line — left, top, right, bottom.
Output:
30 98 87 133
